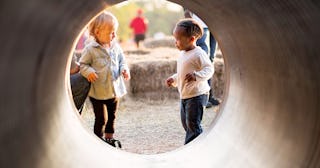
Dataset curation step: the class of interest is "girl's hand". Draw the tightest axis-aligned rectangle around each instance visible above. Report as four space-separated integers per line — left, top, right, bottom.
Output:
122 70 130 80
166 77 174 87
87 72 98 82
185 72 196 82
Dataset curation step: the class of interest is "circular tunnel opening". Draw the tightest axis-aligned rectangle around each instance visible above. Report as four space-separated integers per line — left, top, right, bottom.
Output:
67 0 226 155
3 0 319 167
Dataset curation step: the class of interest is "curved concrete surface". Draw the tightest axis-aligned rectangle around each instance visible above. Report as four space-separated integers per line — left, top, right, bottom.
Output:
1 0 320 167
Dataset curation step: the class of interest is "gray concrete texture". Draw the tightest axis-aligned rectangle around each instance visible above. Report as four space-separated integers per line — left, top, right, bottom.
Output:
0 0 320 167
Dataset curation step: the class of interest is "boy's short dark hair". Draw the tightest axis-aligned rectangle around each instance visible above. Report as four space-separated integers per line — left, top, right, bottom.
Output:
176 18 203 39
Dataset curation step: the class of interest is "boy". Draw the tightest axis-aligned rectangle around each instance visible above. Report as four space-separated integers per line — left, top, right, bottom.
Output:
166 19 214 144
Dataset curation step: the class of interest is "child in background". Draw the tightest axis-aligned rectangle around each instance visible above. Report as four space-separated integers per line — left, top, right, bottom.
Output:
166 18 214 144
79 11 130 148
129 9 148 48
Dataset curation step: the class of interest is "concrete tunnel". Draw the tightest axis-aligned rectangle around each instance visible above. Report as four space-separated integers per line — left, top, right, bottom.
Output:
0 0 320 167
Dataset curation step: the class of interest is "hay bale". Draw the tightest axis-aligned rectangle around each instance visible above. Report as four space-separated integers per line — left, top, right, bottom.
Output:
127 58 226 101
212 58 225 99
143 37 176 49
128 60 179 100
124 46 226 101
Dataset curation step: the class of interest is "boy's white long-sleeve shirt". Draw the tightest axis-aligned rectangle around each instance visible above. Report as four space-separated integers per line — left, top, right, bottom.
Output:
171 46 214 99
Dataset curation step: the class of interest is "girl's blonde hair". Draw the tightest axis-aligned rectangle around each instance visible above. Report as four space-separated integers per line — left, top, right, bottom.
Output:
88 11 119 39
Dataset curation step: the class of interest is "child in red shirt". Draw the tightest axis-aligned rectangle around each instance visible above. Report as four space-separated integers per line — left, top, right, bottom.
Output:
129 9 148 48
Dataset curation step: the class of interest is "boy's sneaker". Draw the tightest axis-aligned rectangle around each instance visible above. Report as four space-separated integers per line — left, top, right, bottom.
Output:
209 97 220 106
105 138 122 149
206 101 213 108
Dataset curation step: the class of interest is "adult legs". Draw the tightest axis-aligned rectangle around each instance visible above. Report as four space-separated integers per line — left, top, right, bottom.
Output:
196 28 208 54
209 33 216 61
208 33 220 106
196 28 216 108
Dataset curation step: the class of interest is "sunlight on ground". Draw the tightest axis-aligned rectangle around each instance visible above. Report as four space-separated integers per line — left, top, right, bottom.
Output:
81 97 219 154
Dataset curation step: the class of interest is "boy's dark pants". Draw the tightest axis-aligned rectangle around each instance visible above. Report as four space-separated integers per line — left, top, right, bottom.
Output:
89 97 119 138
180 94 208 144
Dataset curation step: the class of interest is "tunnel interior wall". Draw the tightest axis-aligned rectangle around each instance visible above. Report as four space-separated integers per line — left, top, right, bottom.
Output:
0 0 320 167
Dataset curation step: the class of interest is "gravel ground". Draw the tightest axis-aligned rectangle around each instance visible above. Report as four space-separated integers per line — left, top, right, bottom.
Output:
80 97 219 154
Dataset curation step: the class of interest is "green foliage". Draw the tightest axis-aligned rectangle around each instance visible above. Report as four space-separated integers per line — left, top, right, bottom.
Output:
107 1 184 41
144 6 184 38
107 2 140 41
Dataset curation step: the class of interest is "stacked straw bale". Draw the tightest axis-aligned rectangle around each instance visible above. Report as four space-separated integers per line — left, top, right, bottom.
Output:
143 37 176 49
124 38 225 101
212 53 225 99
128 60 179 100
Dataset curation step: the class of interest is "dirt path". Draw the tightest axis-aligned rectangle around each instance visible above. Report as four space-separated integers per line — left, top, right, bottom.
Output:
80 98 219 154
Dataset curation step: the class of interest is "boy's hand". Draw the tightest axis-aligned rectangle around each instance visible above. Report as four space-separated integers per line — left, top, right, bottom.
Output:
87 72 98 83
185 72 196 82
122 70 130 81
166 77 174 87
